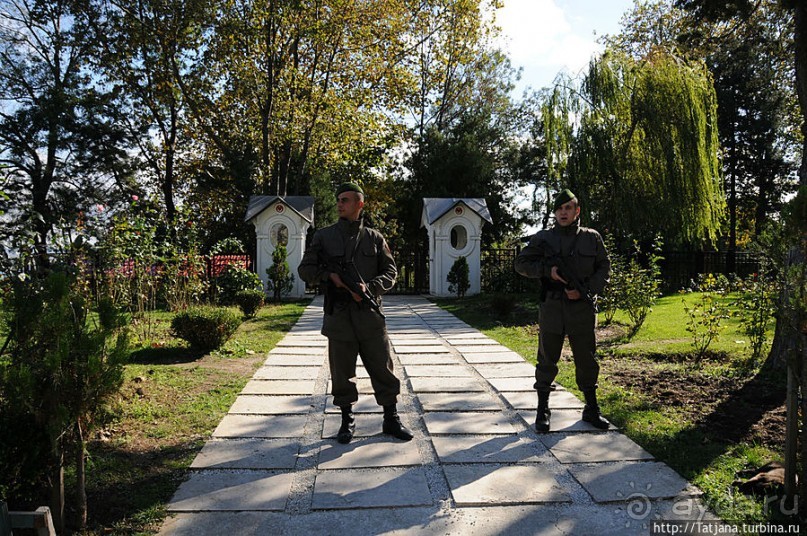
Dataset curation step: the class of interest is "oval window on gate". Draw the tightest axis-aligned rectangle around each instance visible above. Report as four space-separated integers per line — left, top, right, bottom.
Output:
270 223 289 247
450 225 468 251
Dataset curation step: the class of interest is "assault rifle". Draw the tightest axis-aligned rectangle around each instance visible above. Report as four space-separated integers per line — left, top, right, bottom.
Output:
544 243 595 305
325 259 385 318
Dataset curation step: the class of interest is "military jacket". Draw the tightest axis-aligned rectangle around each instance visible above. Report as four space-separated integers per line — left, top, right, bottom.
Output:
298 217 397 341
515 220 610 298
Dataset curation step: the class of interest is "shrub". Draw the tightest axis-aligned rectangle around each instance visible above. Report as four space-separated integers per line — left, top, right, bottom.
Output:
235 289 265 318
684 287 730 363
215 265 263 305
170 306 242 351
447 256 470 298
489 293 516 318
734 268 777 363
266 245 295 302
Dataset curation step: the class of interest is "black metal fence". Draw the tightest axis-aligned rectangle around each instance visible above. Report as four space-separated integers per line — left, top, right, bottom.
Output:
383 246 761 296
659 250 760 292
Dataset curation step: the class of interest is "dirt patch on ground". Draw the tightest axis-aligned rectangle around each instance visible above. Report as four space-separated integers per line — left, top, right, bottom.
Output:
601 357 787 449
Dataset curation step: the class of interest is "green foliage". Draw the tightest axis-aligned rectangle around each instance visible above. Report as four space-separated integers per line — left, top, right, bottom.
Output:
733 270 777 363
0 262 129 519
603 237 663 334
234 290 265 318
447 256 471 298
265 245 295 303
549 48 725 247
214 265 263 305
684 274 731 362
210 237 246 255
170 307 242 352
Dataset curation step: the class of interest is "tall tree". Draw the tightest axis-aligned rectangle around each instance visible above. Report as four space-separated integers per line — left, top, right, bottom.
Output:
0 0 133 271
551 49 725 247
677 0 807 512
608 0 798 256
92 0 211 226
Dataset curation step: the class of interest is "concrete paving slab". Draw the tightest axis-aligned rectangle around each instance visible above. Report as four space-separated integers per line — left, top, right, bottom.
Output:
159 501 725 536
568 461 695 503
318 437 422 469
422 412 518 435
443 336 495 344
268 347 324 355
443 465 571 506
541 433 654 463
229 395 315 415
277 338 327 347
409 377 486 392
403 364 474 377
387 333 435 339
516 409 615 432
462 352 526 364
168 470 293 511
431 435 546 463
322 412 415 439
262 354 325 366
212 415 308 438
397 353 460 365
391 338 442 346
394 345 450 354
453 345 510 354
240 380 316 395
488 377 536 392
311 468 432 509
190 439 300 469
252 366 321 380
501 390 584 410
475 363 536 378
418 392 502 411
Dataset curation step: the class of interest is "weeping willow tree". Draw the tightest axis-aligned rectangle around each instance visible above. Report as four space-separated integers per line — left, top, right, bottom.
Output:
552 49 725 247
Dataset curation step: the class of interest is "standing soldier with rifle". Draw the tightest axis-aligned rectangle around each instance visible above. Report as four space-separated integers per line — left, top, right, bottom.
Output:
515 189 611 432
298 182 413 444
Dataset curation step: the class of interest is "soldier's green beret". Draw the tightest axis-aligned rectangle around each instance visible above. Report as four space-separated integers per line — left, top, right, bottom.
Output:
336 182 364 197
553 189 577 210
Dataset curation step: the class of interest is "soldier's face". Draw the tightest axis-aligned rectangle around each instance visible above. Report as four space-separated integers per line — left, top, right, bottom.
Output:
337 192 364 221
554 200 580 227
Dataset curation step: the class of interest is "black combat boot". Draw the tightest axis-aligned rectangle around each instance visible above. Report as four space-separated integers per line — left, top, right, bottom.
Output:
337 405 355 444
581 390 609 430
382 404 413 441
535 391 551 432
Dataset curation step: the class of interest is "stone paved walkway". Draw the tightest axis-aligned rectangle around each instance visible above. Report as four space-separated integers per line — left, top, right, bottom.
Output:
159 295 720 535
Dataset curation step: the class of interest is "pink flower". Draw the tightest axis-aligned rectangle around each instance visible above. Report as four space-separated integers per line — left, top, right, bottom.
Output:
132 195 139 201
96 204 105 212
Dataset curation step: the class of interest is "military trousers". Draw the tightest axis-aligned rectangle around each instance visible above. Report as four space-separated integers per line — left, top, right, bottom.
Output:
534 297 599 393
328 335 400 407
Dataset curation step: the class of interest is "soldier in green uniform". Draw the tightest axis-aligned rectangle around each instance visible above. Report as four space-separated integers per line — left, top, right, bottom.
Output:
515 189 611 432
298 182 413 444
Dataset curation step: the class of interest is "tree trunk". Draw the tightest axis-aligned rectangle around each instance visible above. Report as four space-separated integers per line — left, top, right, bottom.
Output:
49 442 64 533
76 421 87 529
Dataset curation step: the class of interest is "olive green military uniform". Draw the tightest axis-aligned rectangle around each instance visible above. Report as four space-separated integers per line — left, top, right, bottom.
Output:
298 217 400 408
514 219 610 393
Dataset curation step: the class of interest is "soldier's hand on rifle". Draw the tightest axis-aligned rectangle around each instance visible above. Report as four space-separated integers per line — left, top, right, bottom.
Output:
564 288 582 301
550 266 568 285
329 272 363 303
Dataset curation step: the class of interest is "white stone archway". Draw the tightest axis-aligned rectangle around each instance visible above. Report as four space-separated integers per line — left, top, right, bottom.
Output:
421 198 493 297
245 196 314 299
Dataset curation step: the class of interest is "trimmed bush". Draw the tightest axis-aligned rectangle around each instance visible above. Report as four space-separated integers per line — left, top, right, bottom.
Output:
171 306 242 352
235 289 265 318
447 256 470 298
